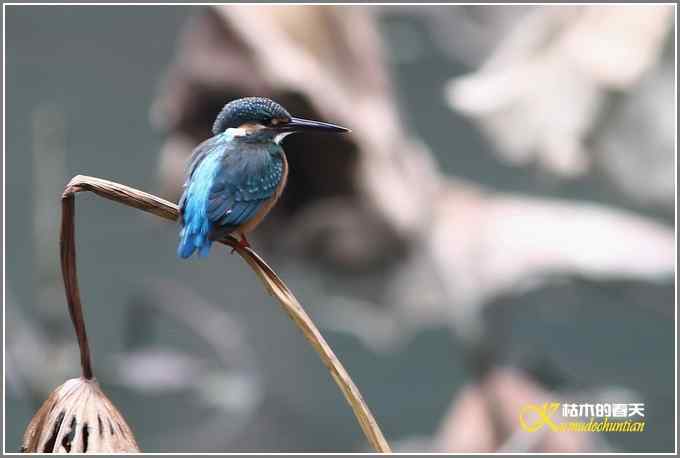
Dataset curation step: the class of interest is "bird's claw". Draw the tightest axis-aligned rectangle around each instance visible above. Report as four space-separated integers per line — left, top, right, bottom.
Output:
230 236 251 254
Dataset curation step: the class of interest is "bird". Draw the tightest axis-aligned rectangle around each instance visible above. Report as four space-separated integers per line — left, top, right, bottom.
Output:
177 97 350 259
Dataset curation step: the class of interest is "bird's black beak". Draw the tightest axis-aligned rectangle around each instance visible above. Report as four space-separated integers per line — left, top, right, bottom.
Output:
280 117 350 134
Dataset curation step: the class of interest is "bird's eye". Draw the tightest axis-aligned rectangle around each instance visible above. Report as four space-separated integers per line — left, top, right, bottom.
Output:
269 118 280 126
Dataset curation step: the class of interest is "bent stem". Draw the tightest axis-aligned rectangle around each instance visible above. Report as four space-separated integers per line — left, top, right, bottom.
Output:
60 174 391 453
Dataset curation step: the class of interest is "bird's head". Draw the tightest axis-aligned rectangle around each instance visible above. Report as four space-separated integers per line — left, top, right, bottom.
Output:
212 97 349 143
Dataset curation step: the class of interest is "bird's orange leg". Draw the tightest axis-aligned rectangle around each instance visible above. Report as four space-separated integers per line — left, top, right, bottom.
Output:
230 233 251 254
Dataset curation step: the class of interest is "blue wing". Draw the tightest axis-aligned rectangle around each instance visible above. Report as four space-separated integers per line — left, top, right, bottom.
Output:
206 145 284 227
178 136 284 259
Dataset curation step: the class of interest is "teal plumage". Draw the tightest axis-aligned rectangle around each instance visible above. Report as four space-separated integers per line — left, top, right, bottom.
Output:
177 97 348 259
177 133 284 258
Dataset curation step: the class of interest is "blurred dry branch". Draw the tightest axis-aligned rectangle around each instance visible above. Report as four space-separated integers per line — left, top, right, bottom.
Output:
433 367 599 453
447 5 674 178
58 174 391 453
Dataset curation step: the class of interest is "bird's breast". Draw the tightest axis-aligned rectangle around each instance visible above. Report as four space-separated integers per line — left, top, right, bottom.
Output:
239 152 288 234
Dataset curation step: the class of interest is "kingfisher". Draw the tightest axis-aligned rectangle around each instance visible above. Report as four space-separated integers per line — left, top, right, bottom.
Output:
177 97 349 258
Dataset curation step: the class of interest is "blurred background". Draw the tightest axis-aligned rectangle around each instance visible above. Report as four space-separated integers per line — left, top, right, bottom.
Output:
4 5 676 453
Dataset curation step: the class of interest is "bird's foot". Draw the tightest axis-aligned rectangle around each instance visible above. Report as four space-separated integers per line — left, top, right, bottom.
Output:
230 234 251 254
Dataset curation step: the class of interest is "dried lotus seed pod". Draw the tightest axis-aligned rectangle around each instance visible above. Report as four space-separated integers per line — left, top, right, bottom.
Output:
22 377 139 453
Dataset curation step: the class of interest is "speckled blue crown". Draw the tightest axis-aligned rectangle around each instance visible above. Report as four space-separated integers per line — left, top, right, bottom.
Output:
212 97 291 135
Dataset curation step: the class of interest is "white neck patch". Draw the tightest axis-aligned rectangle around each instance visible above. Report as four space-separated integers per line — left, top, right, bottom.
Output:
275 132 293 144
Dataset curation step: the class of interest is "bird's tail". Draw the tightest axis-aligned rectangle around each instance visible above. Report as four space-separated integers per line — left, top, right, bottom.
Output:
177 225 213 259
